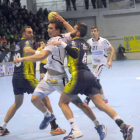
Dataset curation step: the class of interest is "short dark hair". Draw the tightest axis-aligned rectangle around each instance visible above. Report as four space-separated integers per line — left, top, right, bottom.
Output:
49 20 63 33
20 26 32 35
91 26 99 31
39 39 46 43
76 22 87 37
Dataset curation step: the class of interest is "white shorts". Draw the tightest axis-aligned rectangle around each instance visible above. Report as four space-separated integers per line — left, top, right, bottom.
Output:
92 63 106 79
33 72 68 98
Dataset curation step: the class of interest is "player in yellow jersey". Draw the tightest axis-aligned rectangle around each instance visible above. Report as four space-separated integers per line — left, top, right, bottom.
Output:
37 39 47 80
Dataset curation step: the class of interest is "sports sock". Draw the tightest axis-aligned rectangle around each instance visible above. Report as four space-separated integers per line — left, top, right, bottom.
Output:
93 119 100 127
1 122 7 129
44 109 51 117
68 118 80 131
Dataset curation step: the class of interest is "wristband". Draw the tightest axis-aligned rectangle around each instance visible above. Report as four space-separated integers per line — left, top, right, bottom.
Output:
35 50 40 54
61 42 67 48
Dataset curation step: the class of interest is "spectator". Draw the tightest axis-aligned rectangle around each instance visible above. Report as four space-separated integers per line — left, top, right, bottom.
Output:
71 0 77 10
65 0 71 11
1 35 7 44
91 0 96 9
101 0 107 8
117 44 126 59
84 0 89 9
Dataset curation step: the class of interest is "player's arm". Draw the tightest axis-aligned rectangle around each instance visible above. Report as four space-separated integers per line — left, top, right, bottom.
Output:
54 13 73 32
108 45 115 68
23 47 36 55
48 41 78 58
14 50 51 63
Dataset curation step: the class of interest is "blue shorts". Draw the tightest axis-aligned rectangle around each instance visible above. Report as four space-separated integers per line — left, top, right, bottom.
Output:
12 78 39 95
63 70 101 96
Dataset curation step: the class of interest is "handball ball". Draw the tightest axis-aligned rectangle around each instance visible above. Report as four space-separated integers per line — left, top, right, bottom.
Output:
48 12 57 21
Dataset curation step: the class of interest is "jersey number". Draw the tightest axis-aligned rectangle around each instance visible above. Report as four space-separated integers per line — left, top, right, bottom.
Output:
82 53 87 64
13 53 21 67
92 46 97 50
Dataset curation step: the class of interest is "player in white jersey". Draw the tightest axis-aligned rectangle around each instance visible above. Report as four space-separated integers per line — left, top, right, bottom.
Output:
14 15 107 139
84 26 115 105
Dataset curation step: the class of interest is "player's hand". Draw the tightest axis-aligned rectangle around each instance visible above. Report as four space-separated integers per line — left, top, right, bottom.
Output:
48 41 62 45
51 13 65 23
108 61 112 68
14 58 24 63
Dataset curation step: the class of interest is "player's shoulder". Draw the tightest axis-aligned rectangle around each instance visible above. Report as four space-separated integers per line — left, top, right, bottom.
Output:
99 37 108 42
48 36 62 42
87 38 92 43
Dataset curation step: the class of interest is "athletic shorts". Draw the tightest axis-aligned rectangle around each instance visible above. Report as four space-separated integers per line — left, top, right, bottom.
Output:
33 72 68 98
12 78 39 95
92 63 106 80
63 70 101 96
40 63 47 74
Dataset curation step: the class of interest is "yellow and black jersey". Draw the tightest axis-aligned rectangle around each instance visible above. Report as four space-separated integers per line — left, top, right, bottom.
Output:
13 38 36 79
37 47 47 64
67 37 90 74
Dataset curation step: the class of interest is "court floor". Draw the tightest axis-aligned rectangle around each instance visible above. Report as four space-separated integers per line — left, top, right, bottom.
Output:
0 60 140 140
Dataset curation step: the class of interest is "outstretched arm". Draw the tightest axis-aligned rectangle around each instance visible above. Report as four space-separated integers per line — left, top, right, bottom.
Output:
14 50 51 63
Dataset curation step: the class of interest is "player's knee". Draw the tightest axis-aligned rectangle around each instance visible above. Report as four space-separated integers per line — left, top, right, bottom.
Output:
14 101 23 109
58 100 62 108
31 95 39 104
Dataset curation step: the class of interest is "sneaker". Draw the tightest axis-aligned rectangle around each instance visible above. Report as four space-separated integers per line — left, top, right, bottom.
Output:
50 127 66 135
0 127 10 135
121 125 133 140
63 129 83 140
103 99 108 104
39 114 55 130
95 125 107 140
84 97 90 105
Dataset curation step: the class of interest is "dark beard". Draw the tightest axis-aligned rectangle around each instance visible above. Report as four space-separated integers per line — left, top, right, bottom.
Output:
70 33 76 38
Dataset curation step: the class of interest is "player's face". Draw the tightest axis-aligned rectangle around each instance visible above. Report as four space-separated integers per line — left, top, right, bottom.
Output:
70 25 79 38
47 23 60 37
39 41 46 48
91 28 99 38
24 28 34 40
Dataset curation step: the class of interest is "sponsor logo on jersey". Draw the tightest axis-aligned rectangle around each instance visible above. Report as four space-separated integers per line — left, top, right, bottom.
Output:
25 41 30 45
15 45 20 51
82 43 88 50
92 51 103 55
72 41 76 47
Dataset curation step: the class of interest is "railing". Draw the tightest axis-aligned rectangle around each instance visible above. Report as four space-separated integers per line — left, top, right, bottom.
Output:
34 0 100 12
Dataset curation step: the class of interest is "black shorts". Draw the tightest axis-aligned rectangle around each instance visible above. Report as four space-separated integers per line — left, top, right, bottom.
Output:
40 63 47 74
63 70 101 96
12 78 39 95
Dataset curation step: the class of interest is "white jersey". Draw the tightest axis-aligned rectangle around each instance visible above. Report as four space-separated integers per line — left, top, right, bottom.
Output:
87 37 111 65
43 33 72 73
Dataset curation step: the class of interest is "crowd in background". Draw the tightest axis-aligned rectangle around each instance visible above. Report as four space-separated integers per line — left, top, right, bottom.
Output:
0 0 50 63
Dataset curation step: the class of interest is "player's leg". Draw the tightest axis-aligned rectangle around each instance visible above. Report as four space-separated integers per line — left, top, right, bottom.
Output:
0 79 25 135
59 92 83 139
89 93 133 140
72 96 107 140
31 79 55 130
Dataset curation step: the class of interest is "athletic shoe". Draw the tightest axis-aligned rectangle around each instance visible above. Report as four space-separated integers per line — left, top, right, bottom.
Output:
39 114 55 130
0 127 10 135
103 99 108 104
63 129 83 140
120 125 133 140
50 127 66 135
95 125 107 140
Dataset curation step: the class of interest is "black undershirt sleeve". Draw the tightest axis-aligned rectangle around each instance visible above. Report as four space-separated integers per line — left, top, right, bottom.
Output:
65 45 78 59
